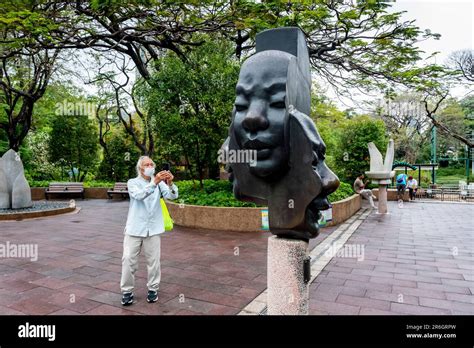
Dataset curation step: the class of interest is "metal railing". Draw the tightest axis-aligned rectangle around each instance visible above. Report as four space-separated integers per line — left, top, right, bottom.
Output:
415 185 474 202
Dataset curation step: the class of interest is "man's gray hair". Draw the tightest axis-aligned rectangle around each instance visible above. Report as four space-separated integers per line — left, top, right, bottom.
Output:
136 155 154 177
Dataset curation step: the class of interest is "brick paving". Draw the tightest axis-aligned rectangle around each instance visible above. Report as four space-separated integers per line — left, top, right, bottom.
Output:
309 201 474 315
0 198 337 315
0 199 273 315
1 199 472 315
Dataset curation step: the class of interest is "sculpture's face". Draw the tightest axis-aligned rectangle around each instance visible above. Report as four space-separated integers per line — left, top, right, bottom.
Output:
232 52 291 178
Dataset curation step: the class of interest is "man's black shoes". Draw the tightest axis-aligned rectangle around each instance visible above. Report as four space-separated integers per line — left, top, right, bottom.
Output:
147 290 158 303
121 292 134 306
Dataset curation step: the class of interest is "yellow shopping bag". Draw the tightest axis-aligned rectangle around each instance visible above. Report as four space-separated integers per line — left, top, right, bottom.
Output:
160 198 174 231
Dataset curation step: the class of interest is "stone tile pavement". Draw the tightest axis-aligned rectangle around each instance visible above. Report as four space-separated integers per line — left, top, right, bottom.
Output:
309 201 474 315
0 199 273 315
0 199 472 315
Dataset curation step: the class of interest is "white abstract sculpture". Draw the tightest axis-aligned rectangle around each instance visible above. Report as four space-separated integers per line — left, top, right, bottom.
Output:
365 139 395 182
365 139 395 214
0 149 32 209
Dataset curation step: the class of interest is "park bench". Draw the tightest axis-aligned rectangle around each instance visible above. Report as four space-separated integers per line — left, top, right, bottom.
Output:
460 183 474 201
45 182 85 200
107 182 129 199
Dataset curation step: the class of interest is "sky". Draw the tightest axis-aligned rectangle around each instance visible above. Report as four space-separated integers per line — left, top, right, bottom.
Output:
390 0 473 64
326 0 473 110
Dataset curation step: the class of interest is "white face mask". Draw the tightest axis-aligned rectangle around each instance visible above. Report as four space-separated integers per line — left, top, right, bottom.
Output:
143 167 155 177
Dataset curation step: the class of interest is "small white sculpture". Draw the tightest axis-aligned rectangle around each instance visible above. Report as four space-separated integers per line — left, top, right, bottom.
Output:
365 139 395 183
365 139 395 214
0 149 32 209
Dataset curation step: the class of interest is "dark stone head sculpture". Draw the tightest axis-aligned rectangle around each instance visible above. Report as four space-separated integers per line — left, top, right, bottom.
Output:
221 27 340 241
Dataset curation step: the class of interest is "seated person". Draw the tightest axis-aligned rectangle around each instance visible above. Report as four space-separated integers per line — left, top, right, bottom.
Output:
353 174 376 209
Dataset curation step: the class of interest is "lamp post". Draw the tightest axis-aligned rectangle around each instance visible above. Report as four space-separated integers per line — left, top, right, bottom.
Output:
431 124 437 184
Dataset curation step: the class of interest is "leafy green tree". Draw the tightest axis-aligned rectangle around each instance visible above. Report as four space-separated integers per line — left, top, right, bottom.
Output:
436 99 468 158
371 93 431 164
310 89 346 174
334 115 388 182
96 127 141 182
0 1 60 151
23 82 93 180
49 115 99 182
143 38 239 185
460 95 474 118
24 131 57 180
1 0 451 156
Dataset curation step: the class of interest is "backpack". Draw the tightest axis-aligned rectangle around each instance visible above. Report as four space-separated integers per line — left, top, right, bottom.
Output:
396 174 404 184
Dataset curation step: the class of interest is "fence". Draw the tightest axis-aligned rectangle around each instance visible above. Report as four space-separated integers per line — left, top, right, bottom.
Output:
388 183 474 202
415 184 474 202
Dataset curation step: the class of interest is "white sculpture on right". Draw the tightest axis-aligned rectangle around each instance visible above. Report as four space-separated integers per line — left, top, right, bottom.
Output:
365 139 395 214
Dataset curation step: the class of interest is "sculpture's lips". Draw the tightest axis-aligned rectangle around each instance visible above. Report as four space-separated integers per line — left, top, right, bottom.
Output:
256 148 272 160
314 197 331 211
243 139 274 160
242 138 274 151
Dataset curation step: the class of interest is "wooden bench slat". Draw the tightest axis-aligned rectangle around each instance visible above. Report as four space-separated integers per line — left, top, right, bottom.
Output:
107 182 129 199
45 182 85 200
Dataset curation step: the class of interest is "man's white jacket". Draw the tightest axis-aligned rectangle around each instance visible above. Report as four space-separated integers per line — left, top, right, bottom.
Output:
125 176 178 237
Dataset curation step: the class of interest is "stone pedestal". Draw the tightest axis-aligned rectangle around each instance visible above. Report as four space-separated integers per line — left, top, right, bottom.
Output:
378 184 388 214
267 235 309 315
372 179 391 214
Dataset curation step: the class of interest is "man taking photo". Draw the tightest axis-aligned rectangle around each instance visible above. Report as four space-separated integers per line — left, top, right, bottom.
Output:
120 156 178 306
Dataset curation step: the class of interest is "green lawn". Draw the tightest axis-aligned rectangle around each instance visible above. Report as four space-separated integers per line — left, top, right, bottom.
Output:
436 173 470 185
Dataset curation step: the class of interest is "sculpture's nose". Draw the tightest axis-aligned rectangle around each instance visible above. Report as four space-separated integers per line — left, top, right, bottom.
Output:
318 162 340 202
242 104 269 133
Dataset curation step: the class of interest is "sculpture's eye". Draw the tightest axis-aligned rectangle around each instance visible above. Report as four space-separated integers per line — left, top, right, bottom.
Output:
270 101 285 109
235 104 248 112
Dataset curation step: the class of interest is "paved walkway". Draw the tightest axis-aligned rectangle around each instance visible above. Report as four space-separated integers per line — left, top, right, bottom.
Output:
0 200 272 315
309 201 474 315
0 198 336 315
0 199 472 315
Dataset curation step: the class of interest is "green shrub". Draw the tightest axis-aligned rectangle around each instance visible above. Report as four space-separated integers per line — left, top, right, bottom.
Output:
328 182 354 203
175 179 258 207
83 181 114 188
176 179 356 207
28 180 114 188
28 178 357 206
29 180 50 187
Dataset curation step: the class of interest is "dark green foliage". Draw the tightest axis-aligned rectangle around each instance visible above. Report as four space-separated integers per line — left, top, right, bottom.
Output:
328 182 355 203
143 38 239 185
175 180 259 207
175 179 355 207
333 115 388 183
49 115 99 182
